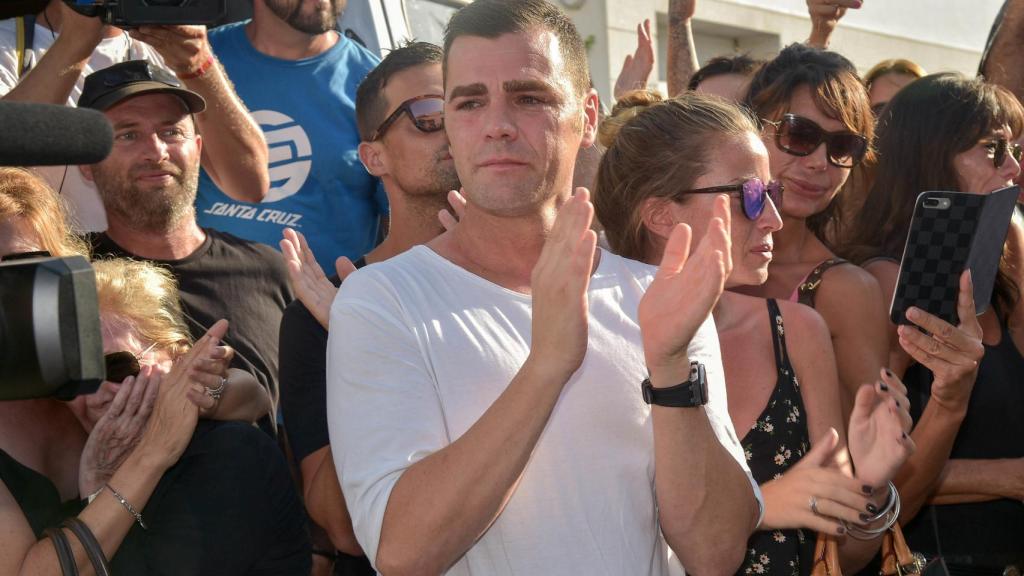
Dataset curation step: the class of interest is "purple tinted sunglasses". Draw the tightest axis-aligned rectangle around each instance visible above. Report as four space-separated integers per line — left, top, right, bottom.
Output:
674 178 784 220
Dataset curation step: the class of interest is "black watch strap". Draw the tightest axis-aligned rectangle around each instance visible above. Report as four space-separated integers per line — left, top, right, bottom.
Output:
641 361 708 407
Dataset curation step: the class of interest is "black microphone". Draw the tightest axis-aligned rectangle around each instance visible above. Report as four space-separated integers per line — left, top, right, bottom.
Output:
0 101 113 167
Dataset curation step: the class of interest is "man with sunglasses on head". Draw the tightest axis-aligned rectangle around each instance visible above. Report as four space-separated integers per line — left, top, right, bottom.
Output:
78 60 293 432
327 1 763 574
193 0 385 275
277 41 456 576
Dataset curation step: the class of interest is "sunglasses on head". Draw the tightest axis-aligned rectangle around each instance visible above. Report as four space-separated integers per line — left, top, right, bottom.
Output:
675 177 784 221
982 137 1023 169
369 94 445 141
764 114 868 168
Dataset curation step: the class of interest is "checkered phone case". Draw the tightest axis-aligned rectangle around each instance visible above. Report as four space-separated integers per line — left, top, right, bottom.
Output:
890 187 1019 326
890 192 983 325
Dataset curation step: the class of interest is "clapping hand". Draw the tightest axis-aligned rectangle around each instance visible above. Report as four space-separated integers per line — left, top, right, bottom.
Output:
614 19 655 101
439 189 468 232
847 369 916 489
529 188 598 380
280 228 357 330
79 370 160 497
640 195 731 380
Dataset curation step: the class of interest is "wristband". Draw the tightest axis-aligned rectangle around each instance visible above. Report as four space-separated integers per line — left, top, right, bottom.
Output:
178 54 215 80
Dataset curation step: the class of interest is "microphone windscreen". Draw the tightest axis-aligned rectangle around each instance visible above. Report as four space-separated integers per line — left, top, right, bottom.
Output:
0 102 113 167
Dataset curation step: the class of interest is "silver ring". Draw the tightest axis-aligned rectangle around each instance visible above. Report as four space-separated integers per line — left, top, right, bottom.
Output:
810 496 821 515
204 377 227 401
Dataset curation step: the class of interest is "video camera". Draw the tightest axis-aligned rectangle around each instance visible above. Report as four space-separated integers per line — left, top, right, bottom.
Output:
0 102 113 401
63 0 227 27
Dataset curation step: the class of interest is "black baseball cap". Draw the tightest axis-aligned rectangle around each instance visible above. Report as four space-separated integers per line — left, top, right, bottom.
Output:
79 60 206 113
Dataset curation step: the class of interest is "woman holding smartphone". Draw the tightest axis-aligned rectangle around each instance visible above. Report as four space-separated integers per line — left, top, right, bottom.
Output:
842 73 1024 573
594 90 914 575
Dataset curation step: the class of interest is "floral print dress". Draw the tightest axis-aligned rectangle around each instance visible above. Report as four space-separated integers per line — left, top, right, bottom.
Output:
736 300 815 576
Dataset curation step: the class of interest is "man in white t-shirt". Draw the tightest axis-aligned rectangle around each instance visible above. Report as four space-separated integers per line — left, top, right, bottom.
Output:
326 1 763 574
0 1 267 231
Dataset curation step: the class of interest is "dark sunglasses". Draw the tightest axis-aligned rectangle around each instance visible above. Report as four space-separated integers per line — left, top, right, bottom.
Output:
0 250 51 262
369 94 445 141
982 138 1023 168
764 114 868 168
104 351 141 384
675 178 784 221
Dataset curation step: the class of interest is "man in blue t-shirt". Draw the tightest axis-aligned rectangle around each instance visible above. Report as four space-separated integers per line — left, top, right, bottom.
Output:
196 0 385 273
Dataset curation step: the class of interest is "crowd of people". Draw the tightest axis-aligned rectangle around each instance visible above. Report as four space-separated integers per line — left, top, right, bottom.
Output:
0 0 1021 575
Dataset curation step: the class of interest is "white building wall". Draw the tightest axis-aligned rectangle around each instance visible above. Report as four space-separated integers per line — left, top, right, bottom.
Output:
557 0 1006 104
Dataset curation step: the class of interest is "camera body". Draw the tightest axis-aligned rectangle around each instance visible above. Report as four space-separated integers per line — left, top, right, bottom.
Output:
64 0 227 27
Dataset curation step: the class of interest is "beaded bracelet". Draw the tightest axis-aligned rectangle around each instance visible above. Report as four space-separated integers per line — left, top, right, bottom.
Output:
106 483 148 530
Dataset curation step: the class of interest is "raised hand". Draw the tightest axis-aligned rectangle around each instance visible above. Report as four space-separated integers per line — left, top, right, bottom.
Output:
897 270 984 415
280 227 356 330
847 369 916 489
79 372 160 497
614 19 655 101
439 189 468 232
760 429 876 535
805 0 862 48
640 195 732 379
129 25 212 78
136 320 229 469
529 188 598 380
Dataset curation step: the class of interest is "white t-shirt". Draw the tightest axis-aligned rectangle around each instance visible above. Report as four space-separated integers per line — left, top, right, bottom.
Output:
327 246 758 575
0 19 164 232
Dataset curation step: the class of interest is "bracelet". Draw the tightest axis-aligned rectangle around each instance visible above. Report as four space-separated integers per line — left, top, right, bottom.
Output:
105 484 148 530
861 481 898 524
177 53 215 80
841 482 900 540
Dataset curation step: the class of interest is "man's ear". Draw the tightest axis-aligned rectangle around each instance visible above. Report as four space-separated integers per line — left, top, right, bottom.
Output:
639 196 677 241
79 164 94 183
358 141 388 177
579 88 600 149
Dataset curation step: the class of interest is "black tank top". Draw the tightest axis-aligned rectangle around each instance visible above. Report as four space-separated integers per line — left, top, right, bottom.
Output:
736 299 816 575
901 315 1024 568
0 448 79 537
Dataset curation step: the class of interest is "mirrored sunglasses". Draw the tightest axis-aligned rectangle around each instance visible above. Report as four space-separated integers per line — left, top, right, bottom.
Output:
675 177 784 221
370 94 445 141
982 138 1023 169
765 114 868 168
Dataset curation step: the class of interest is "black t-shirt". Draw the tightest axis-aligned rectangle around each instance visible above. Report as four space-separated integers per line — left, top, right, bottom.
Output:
111 420 312 575
90 230 293 402
278 260 374 576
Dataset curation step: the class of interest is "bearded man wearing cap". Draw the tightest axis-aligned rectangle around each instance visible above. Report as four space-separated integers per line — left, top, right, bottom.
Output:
80 60 293 416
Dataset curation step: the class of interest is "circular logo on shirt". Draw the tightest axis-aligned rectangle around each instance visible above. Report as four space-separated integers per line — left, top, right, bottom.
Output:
253 110 313 203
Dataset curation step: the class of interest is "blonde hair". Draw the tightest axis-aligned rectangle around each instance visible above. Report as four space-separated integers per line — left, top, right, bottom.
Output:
0 167 89 258
864 59 926 90
594 89 759 261
92 258 192 359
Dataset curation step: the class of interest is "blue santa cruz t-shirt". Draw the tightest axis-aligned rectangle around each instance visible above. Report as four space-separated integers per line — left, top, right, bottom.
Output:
197 22 386 272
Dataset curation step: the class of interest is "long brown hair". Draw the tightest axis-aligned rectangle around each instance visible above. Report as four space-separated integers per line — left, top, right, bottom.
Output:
744 43 875 247
842 73 1024 316
593 90 758 261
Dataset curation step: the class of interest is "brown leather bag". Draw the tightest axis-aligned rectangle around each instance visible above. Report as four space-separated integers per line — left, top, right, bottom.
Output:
811 533 841 576
880 523 926 576
811 523 925 576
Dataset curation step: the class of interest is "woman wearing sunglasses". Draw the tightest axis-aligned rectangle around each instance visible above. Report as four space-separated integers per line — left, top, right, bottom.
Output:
737 44 891 427
594 90 914 575
842 73 1024 573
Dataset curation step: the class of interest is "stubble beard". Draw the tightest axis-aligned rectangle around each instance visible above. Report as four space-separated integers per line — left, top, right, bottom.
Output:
265 0 343 35
94 162 200 233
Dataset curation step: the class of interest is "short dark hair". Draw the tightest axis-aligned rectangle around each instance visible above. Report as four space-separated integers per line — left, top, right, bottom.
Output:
355 41 443 142
442 0 590 98
687 54 764 91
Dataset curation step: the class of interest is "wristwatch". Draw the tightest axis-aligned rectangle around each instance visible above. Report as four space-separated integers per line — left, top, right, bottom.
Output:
641 361 708 407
